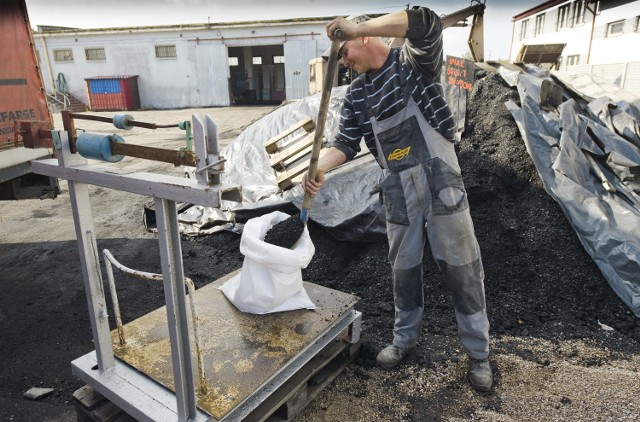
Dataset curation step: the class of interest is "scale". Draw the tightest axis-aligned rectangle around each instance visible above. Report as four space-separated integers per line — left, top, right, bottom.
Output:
27 112 361 421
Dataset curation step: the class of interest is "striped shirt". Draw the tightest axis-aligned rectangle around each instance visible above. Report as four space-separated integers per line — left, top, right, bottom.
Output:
330 8 455 161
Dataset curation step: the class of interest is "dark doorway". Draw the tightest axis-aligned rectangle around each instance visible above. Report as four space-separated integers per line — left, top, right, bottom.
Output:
228 45 285 105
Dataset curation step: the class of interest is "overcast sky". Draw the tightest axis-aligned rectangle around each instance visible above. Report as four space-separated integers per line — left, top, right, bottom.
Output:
25 0 536 60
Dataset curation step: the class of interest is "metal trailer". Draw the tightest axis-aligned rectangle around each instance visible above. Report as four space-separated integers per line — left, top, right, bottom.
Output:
0 0 59 200
28 112 361 421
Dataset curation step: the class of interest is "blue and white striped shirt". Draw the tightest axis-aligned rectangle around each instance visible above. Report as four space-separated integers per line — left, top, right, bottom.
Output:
330 8 455 161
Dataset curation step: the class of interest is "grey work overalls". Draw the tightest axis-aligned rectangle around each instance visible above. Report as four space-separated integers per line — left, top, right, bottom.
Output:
366 86 490 360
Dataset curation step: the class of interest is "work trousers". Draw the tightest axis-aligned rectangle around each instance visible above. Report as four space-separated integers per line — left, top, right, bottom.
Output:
371 97 490 360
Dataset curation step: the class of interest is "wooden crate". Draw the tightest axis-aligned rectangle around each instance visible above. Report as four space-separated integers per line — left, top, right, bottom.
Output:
264 117 320 191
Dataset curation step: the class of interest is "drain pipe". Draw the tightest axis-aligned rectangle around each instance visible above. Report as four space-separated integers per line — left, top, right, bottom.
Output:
37 34 56 94
586 1 598 64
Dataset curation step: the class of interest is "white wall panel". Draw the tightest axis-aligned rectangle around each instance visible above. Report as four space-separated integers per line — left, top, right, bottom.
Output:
196 44 230 107
284 40 317 100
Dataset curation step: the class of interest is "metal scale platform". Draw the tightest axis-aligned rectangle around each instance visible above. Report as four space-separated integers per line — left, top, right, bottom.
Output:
74 271 360 421
28 112 361 421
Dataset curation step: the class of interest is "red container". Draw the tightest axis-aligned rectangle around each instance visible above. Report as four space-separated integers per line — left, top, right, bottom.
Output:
0 0 51 147
85 75 140 111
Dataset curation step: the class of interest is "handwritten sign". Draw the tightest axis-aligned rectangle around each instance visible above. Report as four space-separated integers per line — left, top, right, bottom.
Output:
445 55 475 91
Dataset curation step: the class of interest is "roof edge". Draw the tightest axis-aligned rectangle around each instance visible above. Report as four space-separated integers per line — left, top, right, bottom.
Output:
512 0 566 21
34 15 344 35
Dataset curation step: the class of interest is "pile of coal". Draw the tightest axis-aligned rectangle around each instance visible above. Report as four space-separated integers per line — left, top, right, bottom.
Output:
263 215 305 249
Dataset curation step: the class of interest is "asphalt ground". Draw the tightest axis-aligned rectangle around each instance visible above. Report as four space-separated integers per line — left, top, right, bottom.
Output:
0 105 276 421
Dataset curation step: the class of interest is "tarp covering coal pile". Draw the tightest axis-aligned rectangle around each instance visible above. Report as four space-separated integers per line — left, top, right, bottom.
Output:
506 66 640 316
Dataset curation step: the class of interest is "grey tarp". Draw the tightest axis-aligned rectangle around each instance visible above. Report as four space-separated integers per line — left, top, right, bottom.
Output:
505 66 640 316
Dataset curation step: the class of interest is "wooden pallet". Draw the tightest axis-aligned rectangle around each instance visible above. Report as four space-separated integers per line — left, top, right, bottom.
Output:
73 385 136 422
73 338 360 422
264 117 320 191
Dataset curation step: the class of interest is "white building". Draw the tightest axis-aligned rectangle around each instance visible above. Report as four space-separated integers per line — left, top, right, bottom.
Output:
33 18 333 109
510 0 640 94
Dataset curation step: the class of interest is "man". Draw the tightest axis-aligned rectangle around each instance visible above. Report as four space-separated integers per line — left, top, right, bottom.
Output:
303 7 493 391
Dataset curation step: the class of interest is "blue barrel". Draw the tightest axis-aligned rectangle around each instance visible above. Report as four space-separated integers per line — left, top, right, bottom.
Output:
76 132 126 162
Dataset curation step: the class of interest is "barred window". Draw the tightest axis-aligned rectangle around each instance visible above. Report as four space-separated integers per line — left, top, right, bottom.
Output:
85 48 106 61
535 14 545 36
567 55 580 66
557 4 571 30
607 20 625 37
520 19 529 40
155 44 177 59
53 48 74 63
573 1 586 26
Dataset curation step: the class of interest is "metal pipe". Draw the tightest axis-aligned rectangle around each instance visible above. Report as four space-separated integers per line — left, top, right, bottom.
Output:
586 1 597 64
189 32 321 43
101 248 208 395
184 277 208 395
69 113 179 129
103 250 126 345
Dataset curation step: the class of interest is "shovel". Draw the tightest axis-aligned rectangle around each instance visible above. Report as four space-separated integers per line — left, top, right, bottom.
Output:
300 29 344 225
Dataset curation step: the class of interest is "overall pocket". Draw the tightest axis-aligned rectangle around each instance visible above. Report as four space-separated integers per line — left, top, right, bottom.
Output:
380 173 410 225
424 158 469 216
377 115 430 173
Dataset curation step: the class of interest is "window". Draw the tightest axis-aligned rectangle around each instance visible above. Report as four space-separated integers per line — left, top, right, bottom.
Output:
520 19 529 40
607 20 625 37
85 47 106 61
557 4 571 30
155 44 176 59
53 48 73 63
252 56 262 65
273 55 285 64
228 57 238 66
573 1 586 26
535 14 545 36
567 55 580 66
635 16 640 32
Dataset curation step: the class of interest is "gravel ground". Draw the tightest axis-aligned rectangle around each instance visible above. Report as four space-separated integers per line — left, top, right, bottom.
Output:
1 73 639 421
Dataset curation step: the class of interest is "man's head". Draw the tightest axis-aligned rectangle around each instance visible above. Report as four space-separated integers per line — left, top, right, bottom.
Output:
322 14 390 75
321 14 370 60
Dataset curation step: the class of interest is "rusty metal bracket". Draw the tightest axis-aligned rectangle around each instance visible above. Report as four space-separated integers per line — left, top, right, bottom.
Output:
13 120 53 149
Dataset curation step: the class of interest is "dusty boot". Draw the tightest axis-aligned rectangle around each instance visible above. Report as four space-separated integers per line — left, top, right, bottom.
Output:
375 344 416 370
468 358 493 392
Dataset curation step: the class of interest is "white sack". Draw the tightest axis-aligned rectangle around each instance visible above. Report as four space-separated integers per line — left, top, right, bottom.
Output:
219 211 316 314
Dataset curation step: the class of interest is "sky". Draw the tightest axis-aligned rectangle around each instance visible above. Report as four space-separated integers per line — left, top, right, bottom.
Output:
24 0 537 60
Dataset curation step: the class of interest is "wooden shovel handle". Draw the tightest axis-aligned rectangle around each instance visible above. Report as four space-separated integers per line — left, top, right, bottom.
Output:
301 36 342 218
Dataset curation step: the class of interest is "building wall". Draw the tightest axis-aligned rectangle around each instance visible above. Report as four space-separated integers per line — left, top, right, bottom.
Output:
510 0 640 66
589 2 640 63
35 21 330 109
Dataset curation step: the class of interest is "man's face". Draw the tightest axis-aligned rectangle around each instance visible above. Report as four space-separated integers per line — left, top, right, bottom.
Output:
339 39 369 74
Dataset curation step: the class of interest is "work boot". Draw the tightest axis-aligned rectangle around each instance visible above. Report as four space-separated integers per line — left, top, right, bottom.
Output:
468 358 493 392
375 344 416 370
